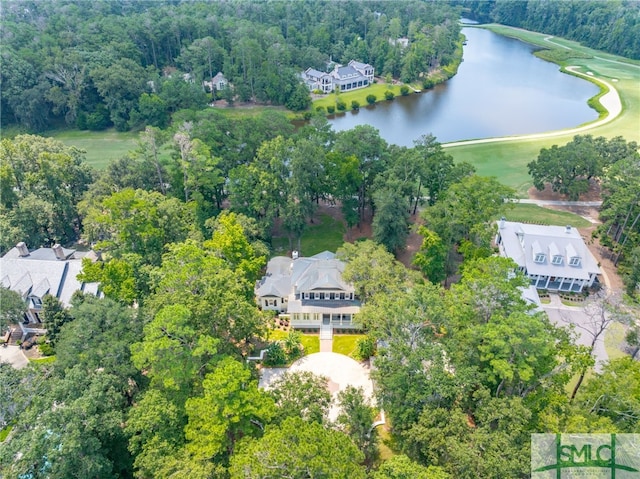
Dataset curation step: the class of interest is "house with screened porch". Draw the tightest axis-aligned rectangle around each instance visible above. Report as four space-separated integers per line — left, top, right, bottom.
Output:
495 220 601 293
255 251 361 332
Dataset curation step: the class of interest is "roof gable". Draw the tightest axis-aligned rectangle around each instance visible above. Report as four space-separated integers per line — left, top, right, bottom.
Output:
498 221 600 279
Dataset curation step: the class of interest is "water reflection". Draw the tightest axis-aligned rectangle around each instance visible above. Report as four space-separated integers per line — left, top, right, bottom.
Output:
327 27 599 146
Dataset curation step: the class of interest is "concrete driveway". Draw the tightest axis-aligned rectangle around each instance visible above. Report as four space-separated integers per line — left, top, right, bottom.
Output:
542 295 609 372
0 345 29 369
259 352 374 422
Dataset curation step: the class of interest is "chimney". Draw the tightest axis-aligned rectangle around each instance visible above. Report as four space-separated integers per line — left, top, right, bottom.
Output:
16 242 29 257
52 244 66 260
565 225 572 234
499 217 506 229
292 250 299 260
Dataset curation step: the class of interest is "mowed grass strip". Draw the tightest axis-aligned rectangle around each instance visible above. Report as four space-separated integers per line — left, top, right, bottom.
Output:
500 203 592 228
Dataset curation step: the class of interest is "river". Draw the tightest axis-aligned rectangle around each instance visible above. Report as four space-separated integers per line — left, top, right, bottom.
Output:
327 27 600 146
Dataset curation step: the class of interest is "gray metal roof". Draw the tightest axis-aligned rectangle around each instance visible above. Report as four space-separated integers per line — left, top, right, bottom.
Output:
334 65 359 79
1 245 100 306
255 251 354 299
348 60 372 71
497 221 600 280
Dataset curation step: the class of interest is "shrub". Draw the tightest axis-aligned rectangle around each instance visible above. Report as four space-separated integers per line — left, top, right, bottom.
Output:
351 100 360 110
423 77 435 89
316 106 325 113
366 94 377 105
263 342 287 366
85 105 111 131
327 105 335 114
400 85 410 96
38 342 55 356
355 336 376 360
283 330 302 358
336 99 347 111
384 90 395 101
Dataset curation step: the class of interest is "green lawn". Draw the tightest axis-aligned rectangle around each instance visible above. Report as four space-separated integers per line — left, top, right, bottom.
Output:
300 334 320 355
267 329 320 356
312 83 411 111
29 356 56 365
332 334 364 358
500 203 592 228
604 321 627 361
0 425 13 442
446 24 640 193
377 425 398 462
48 129 139 170
272 213 346 258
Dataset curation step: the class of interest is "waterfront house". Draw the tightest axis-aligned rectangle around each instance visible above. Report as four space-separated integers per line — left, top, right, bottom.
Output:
301 60 374 93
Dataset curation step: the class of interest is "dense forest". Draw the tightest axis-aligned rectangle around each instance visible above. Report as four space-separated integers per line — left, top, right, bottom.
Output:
462 0 640 60
2 125 639 479
1 0 462 131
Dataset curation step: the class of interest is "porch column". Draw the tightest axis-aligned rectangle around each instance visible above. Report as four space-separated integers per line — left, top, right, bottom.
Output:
544 276 550 289
558 277 565 291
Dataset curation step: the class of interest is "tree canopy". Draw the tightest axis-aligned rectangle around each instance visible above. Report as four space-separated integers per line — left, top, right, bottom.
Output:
1 0 462 131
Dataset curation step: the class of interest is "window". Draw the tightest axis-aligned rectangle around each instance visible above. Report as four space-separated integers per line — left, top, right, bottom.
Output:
569 257 581 266
339 292 345 300
304 292 310 300
552 255 563 265
314 292 320 300
534 253 545 263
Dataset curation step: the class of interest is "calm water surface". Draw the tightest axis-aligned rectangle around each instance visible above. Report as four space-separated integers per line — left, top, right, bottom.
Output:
327 27 599 146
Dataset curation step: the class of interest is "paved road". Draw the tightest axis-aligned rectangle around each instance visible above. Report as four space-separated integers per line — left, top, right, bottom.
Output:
517 199 602 207
542 295 609 373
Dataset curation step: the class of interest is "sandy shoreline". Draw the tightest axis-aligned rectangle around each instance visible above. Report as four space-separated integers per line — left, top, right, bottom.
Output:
442 66 622 148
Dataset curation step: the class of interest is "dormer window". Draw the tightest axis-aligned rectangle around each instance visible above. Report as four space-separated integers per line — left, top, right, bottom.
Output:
552 255 563 265
569 256 581 266
534 253 546 263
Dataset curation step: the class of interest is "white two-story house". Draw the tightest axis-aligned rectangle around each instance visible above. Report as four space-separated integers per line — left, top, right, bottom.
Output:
301 60 374 93
496 220 601 293
1 242 101 325
255 251 361 331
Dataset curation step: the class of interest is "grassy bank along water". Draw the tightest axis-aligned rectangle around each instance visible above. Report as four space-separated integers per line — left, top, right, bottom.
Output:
446 24 640 194
311 36 464 114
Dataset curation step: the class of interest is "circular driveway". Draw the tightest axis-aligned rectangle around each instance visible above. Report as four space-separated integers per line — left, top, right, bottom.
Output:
259 352 374 422
0 345 29 369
